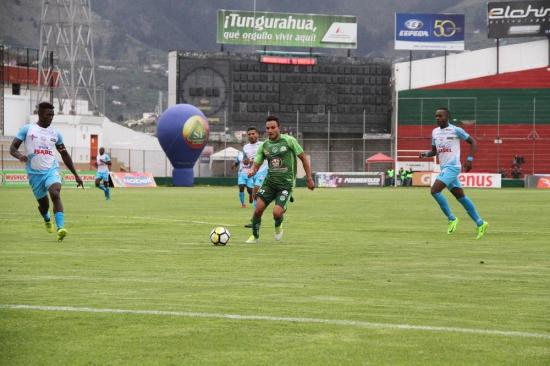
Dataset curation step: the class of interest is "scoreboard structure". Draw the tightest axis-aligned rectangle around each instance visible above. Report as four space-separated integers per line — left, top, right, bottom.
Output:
168 51 392 136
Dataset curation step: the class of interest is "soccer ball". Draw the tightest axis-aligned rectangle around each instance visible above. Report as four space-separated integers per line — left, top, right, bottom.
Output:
210 227 231 246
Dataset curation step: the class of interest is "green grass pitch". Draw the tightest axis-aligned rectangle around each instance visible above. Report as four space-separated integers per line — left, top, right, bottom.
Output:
1 186 549 365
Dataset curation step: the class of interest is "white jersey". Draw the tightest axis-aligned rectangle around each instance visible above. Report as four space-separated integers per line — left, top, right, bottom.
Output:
235 151 249 174
431 123 470 169
16 123 63 174
96 153 111 173
243 141 268 174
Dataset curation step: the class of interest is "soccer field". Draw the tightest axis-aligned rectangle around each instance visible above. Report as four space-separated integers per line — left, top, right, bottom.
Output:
0 186 549 365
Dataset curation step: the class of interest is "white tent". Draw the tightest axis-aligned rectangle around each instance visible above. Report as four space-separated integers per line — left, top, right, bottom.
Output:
210 147 240 161
209 147 241 177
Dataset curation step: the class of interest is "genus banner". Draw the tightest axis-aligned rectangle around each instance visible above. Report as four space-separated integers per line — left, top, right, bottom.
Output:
430 173 502 188
488 1 550 38
315 172 384 188
217 10 357 49
110 172 157 188
395 13 465 51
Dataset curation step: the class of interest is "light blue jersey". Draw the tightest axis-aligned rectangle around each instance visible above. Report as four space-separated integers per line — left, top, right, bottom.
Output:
432 123 469 169
16 124 63 174
16 124 64 199
432 123 469 189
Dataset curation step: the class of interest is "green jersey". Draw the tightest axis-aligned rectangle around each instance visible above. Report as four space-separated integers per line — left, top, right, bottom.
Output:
255 134 304 187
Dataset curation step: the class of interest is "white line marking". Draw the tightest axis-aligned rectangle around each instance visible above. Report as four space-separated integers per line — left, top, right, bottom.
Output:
93 215 235 227
1 304 548 340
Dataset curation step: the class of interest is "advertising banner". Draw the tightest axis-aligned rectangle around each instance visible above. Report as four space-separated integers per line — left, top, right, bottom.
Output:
315 172 384 188
1 170 96 188
110 172 157 188
412 171 433 186
525 174 550 189
217 10 357 49
488 1 550 38
430 173 502 188
395 13 465 51
1 170 29 186
61 171 96 188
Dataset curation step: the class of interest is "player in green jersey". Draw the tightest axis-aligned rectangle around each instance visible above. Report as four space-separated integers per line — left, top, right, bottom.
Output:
245 116 315 243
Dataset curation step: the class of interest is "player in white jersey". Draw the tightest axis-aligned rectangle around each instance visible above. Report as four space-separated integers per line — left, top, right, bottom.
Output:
420 107 488 239
232 150 253 208
95 147 112 200
9 102 84 241
243 127 269 200
242 127 268 227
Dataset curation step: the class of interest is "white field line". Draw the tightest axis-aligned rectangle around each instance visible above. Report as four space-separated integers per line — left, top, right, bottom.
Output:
0 212 234 227
1 304 549 340
99 215 235 227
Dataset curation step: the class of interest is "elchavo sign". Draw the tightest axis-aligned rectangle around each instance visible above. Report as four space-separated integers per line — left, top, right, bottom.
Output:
488 1 550 38
217 10 357 48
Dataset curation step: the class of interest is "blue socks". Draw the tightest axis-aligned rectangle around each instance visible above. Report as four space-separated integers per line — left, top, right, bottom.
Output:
239 192 245 205
97 184 107 193
54 211 64 230
458 196 484 226
433 192 484 226
41 211 51 222
432 192 456 221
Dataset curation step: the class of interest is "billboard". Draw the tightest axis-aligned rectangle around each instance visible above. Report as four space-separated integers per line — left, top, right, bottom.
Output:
217 10 357 48
488 1 550 38
525 174 550 189
430 173 502 188
395 13 465 51
110 172 157 188
315 172 384 188
1 170 95 188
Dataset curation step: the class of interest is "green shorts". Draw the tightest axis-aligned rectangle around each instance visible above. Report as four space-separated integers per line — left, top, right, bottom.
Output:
256 181 293 209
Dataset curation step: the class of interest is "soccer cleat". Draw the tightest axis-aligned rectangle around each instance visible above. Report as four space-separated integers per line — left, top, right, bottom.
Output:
45 221 54 233
244 223 252 228
274 225 284 241
447 218 459 234
56 228 68 242
476 221 489 240
241 204 247 208
245 235 258 244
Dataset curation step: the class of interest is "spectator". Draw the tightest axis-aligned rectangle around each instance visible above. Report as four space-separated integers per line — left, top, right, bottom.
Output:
385 167 395 186
513 154 525 166
405 168 414 186
398 167 405 186
511 164 522 179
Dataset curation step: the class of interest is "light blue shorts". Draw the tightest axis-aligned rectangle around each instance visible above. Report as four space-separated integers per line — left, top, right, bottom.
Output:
96 171 109 182
238 172 253 188
28 170 62 199
436 166 462 190
254 169 268 187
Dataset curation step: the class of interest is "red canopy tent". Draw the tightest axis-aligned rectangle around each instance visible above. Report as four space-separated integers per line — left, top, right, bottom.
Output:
365 152 394 172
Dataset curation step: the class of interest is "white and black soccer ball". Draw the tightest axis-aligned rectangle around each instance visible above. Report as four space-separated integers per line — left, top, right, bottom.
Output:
210 227 231 246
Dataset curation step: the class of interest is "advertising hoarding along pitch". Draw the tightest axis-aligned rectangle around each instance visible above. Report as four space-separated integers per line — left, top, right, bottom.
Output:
315 172 384 188
488 1 550 38
395 13 465 51
217 10 357 49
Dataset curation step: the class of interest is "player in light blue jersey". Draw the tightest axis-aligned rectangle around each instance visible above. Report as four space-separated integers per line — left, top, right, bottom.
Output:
420 107 489 239
232 150 253 208
9 102 84 241
95 147 112 200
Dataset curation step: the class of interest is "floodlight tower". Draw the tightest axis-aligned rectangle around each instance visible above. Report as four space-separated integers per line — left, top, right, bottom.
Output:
37 0 98 115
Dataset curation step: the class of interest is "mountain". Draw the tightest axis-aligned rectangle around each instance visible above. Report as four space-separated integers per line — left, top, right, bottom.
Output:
0 0 520 121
